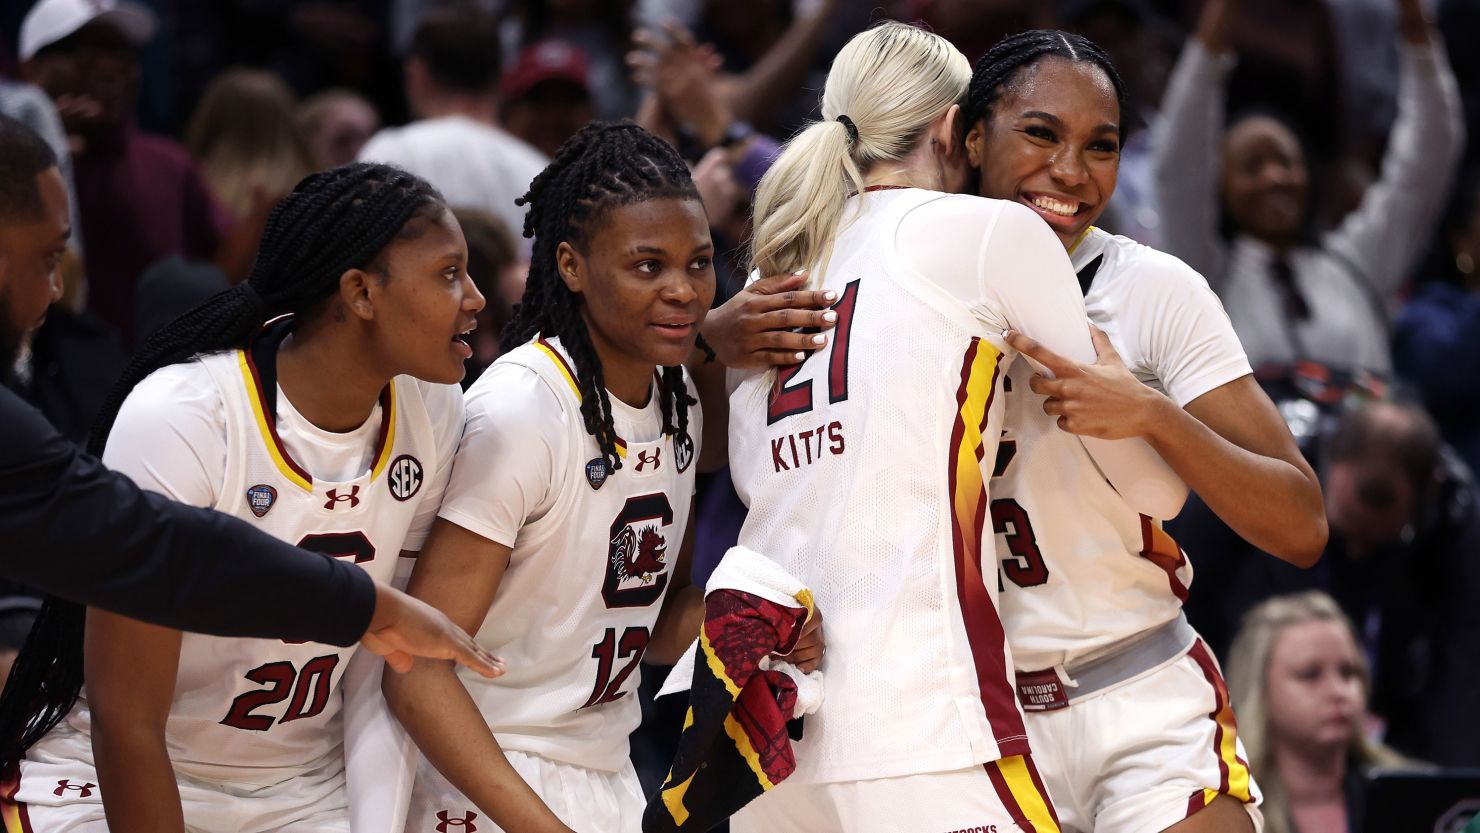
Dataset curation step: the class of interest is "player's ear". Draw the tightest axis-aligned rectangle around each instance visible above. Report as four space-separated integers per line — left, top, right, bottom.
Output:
339 268 376 322
555 242 584 294
964 118 986 171
933 104 962 159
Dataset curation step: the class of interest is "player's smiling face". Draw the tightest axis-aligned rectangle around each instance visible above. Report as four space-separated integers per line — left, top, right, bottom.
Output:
965 57 1121 251
365 206 485 384
557 197 715 405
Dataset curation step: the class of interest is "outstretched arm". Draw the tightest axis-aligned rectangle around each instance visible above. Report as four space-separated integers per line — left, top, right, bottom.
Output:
1324 0 1465 302
1008 329 1326 565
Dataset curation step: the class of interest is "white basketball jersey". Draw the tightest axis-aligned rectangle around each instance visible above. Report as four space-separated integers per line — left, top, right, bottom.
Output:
437 336 700 773
730 189 1106 784
64 347 449 787
995 228 1252 670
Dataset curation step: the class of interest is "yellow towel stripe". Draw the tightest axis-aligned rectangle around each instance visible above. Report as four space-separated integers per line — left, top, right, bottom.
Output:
661 770 698 825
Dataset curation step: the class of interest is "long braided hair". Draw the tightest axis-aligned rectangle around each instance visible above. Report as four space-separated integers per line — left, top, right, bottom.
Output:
0 162 446 766
962 30 1129 141
503 121 701 475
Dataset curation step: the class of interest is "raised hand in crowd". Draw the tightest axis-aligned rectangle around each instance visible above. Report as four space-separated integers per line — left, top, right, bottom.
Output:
629 20 729 149
1193 0 1238 53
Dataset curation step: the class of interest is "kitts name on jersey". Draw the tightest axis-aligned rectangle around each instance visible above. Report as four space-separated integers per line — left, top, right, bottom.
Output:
769 420 846 473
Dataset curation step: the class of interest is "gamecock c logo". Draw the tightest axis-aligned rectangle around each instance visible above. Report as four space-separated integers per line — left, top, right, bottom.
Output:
602 493 673 608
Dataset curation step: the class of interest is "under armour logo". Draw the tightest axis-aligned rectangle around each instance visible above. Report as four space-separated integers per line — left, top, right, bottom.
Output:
54 779 96 798
324 486 361 510
635 448 661 472
435 810 478 832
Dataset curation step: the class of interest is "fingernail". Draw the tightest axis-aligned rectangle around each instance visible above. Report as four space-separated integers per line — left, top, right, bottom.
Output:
811 334 827 345
822 310 838 323
824 291 838 302
794 352 806 362
793 269 807 276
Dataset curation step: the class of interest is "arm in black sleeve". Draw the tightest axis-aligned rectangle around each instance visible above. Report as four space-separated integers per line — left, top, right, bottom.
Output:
0 387 375 646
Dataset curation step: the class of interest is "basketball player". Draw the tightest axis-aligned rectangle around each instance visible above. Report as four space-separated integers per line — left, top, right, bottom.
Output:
725 22 1185 833
382 123 717 833
959 31 1327 833
0 162 491 831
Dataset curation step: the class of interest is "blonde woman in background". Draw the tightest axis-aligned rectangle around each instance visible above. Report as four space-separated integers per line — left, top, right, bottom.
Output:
1226 591 1415 833
186 67 315 225
727 20 1184 833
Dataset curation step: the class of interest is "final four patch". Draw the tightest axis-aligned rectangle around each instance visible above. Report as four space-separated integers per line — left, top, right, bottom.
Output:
586 457 610 491
246 484 277 518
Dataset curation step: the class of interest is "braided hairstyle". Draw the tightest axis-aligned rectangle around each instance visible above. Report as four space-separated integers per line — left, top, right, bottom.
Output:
0 162 446 766
962 30 1129 140
503 121 701 475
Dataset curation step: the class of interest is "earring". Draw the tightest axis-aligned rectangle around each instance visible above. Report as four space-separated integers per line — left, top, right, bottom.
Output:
1458 251 1475 275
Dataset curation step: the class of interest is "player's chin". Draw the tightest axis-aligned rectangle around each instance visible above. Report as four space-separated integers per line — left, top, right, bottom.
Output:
642 335 697 368
413 353 469 386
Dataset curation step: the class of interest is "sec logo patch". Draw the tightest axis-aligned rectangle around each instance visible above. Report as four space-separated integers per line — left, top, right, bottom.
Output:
388 455 423 501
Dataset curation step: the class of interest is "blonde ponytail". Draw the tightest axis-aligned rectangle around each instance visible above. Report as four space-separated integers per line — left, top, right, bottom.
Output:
750 21 971 282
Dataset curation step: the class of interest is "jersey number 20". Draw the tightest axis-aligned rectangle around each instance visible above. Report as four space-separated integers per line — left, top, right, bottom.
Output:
219 531 374 731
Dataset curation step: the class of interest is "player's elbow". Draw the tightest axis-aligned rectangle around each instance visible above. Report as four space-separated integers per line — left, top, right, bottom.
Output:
1273 514 1328 568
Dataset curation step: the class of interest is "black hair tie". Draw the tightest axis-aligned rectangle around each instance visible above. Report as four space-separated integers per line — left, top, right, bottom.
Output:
836 114 859 147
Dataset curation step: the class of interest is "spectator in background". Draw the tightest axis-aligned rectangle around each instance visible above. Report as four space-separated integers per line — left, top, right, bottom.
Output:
298 87 381 170
19 0 231 344
360 4 547 244
500 40 595 159
185 68 313 226
1395 166 1480 480
501 0 640 119
0 79 82 257
1176 400 1480 766
1153 0 1464 379
451 206 523 387
186 67 316 284
1225 591 1416 833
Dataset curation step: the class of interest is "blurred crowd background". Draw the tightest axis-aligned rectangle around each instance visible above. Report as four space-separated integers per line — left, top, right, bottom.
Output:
2 0 1479 826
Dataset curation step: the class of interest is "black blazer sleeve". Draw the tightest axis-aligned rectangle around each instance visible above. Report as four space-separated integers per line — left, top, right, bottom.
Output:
0 388 375 646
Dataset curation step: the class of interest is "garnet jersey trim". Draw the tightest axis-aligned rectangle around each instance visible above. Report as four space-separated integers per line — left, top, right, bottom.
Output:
236 342 398 493
947 337 1028 755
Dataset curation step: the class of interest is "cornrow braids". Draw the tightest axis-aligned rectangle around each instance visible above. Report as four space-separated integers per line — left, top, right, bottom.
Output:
503 120 700 474
963 30 1129 138
0 162 447 768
